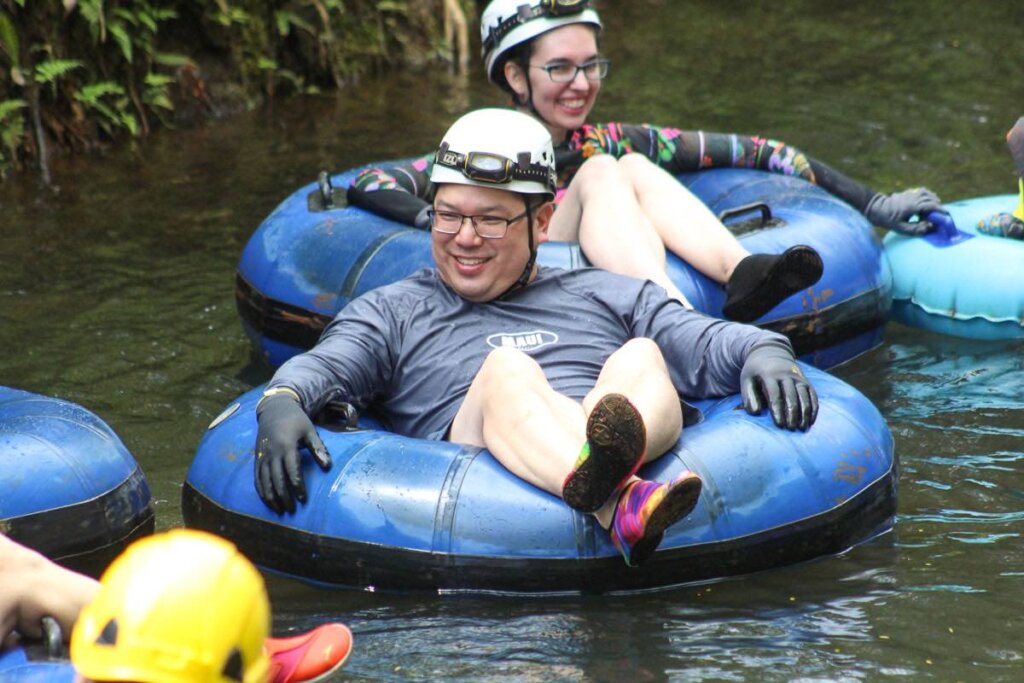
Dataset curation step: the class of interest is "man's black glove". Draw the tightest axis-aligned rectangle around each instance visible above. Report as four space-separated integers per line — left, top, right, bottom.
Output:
864 188 944 235
254 392 331 514
740 341 818 431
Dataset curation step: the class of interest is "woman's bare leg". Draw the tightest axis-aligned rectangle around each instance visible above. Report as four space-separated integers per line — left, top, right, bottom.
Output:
549 155 693 306
618 153 749 283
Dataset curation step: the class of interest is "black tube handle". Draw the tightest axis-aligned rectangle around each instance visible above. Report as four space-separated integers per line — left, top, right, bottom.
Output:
718 202 772 226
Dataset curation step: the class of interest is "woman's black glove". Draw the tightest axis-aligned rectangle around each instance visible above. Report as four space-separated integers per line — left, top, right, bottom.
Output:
740 341 818 431
254 392 332 514
865 188 944 235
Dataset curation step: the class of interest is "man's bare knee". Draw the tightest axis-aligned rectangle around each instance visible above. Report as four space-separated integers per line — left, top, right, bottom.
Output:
478 347 543 384
607 338 669 373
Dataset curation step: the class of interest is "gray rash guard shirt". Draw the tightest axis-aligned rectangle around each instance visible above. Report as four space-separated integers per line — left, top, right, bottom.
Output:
267 266 791 438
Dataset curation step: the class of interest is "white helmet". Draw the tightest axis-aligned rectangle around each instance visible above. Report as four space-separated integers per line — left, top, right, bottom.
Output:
431 108 556 198
481 0 602 87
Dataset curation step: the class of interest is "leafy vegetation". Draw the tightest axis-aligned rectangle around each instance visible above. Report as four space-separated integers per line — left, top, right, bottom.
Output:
0 0 471 182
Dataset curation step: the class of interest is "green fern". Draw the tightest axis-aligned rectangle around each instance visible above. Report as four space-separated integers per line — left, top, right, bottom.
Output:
109 22 133 63
1 99 27 174
143 72 174 111
0 98 27 123
77 0 106 43
76 81 126 105
34 58 83 85
74 82 140 138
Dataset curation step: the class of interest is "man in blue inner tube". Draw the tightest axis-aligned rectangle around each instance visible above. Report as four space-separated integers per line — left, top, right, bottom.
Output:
254 108 819 567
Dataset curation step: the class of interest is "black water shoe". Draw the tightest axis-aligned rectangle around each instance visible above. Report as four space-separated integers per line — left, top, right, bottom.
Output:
562 394 647 513
722 245 824 323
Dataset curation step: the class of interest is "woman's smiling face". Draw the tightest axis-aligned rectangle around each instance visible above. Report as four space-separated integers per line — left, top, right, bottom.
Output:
505 24 602 144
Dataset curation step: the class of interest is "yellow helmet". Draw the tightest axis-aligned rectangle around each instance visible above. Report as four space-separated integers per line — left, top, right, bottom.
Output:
71 529 271 683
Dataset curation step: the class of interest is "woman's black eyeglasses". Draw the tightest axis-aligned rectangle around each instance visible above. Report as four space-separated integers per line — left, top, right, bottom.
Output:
531 58 610 83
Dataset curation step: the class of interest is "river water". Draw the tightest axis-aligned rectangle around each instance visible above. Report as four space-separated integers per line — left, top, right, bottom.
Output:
1 1 1022 680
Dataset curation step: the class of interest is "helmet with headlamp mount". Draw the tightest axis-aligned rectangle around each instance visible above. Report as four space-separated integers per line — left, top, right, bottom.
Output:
481 0 602 89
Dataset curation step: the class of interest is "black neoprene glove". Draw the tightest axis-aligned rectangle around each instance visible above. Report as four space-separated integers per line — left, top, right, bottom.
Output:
254 392 332 514
740 341 819 431
864 188 944 235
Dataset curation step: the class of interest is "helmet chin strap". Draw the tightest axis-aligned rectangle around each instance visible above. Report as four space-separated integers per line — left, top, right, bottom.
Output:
518 76 554 133
497 195 538 300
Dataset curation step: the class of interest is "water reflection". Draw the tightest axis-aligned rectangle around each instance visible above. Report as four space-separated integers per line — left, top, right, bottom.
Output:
264 543 903 681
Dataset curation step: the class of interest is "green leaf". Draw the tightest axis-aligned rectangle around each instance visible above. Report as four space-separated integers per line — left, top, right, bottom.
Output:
120 111 139 136
275 10 316 37
154 52 192 67
256 56 277 71
274 10 290 37
85 97 118 124
77 0 105 40
137 9 158 33
228 7 250 25
144 72 174 87
152 8 178 22
0 12 21 69
109 22 133 63
143 91 174 110
74 80 126 106
112 8 139 27
34 58 83 85
0 98 27 122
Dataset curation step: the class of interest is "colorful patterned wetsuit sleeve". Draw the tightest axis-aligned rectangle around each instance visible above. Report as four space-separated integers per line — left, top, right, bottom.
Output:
558 122 880 213
346 153 434 226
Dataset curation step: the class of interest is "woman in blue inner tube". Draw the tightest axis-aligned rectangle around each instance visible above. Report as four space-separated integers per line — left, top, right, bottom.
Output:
347 0 945 322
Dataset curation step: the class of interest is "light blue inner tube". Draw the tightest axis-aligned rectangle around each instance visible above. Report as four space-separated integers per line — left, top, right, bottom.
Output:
183 366 896 595
883 194 1024 339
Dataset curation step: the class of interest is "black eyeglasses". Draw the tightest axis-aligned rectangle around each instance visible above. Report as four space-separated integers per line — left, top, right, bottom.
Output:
427 208 530 239
531 58 610 83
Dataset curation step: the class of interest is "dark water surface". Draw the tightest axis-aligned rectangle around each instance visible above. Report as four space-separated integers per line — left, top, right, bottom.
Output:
2 1 1022 680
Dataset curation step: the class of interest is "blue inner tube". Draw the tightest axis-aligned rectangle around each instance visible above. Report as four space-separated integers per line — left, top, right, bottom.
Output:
884 194 1024 339
183 366 896 595
0 386 154 574
236 166 890 370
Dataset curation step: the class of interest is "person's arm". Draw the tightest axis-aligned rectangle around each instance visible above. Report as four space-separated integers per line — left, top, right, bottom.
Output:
346 154 435 228
255 287 403 512
0 535 98 646
591 122 943 233
629 283 816 430
806 157 943 235
577 123 818 180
